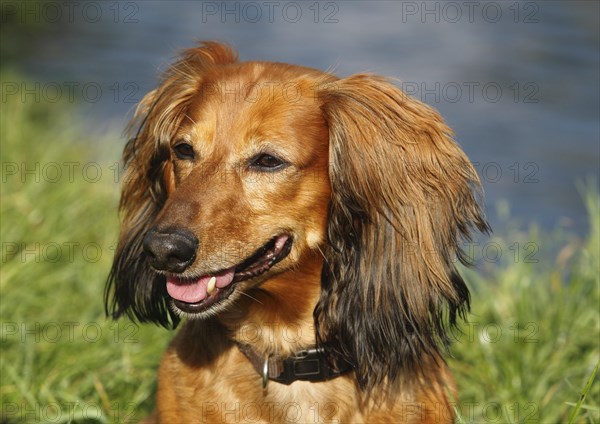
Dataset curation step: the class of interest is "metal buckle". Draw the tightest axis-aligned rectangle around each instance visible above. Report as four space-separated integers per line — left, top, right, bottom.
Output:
262 354 270 389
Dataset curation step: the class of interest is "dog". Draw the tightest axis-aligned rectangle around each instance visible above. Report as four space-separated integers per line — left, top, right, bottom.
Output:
105 41 489 423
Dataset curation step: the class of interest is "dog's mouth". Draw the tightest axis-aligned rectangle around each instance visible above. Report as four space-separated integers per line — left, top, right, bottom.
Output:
166 234 293 314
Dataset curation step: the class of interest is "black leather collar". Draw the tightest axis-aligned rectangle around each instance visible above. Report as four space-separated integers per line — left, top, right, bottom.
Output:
237 343 353 388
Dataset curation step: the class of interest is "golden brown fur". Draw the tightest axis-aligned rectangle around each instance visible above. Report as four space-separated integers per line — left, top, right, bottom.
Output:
106 41 489 423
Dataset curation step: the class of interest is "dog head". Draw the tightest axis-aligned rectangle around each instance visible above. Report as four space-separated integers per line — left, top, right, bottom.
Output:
106 41 488 391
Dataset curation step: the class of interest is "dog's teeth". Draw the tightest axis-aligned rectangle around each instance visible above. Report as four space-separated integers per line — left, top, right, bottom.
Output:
207 276 216 295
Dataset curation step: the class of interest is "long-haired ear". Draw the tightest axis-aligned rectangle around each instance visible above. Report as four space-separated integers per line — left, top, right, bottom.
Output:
315 74 490 392
105 42 238 327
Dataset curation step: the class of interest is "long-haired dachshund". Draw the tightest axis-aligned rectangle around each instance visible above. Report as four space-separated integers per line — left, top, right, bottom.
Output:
106 41 489 423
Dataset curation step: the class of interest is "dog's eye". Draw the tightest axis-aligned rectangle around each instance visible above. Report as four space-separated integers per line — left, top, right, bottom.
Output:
250 153 287 171
173 142 195 160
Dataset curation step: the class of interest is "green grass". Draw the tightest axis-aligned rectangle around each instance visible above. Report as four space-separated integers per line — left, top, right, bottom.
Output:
0 78 171 423
1 80 598 423
449 184 600 423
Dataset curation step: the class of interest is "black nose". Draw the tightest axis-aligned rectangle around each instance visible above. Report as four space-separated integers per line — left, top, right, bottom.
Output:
143 227 198 273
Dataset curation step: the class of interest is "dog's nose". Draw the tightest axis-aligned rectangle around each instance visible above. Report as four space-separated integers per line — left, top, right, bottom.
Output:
143 227 198 273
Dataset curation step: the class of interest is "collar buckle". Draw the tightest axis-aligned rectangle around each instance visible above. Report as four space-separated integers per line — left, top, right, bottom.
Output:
239 343 352 388
271 348 348 385
261 354 270 389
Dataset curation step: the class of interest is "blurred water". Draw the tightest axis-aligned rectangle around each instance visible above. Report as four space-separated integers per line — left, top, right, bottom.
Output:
5 0 600 238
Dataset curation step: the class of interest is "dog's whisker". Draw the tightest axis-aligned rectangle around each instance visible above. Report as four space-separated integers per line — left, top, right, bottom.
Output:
315 244 333 273
238 291 263 305
183 113 198 126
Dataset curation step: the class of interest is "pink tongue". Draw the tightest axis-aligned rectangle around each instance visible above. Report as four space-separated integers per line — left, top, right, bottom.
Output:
166 268 235 303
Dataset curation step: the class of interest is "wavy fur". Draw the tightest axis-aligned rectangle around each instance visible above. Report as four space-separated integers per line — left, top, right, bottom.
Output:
316 75 489 392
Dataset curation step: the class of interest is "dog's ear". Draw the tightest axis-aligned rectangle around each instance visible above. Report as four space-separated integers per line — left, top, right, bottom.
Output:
315 75 489 391
105 42 238 327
